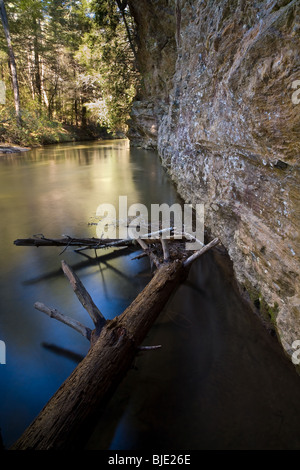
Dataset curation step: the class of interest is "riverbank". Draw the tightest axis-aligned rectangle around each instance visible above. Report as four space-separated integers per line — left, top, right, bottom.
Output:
0 144 30 155
0 124 122 156
0 103 122 150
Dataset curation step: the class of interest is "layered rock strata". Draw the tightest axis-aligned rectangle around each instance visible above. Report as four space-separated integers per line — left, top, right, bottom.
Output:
128 0 300 362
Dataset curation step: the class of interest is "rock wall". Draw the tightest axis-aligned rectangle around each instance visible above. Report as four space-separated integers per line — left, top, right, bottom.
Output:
128 0 300 363
127 0 177 148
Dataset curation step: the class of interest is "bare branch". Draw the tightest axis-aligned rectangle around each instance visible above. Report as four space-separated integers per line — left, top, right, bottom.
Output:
183 238 220 268
14 229 174 251
61 260 106 330
161 238 170 261
142 227 174 239
116 0 138 66
14 235 135 249
176 230 204 248
34 302 92 341
138 345 162 351
131 252 147 261
136 238 149 251
117 0 128 11
136 238 161 268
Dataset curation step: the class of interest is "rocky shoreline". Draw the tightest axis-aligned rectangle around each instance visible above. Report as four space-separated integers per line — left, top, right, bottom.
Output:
0 144 30 155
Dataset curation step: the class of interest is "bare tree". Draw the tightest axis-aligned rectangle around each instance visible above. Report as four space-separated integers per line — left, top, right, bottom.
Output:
115 0 138 65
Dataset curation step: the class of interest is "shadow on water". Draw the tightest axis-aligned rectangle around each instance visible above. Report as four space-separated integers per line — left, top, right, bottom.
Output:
0 139 300 450
85 248 300 451
21 246 136 286
41 342 85 364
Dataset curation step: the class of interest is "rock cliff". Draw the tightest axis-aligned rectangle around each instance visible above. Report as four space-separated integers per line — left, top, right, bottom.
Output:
128 0 300 364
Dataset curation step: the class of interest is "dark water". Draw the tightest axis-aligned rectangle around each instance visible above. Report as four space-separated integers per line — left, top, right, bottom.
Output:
0 140 300 450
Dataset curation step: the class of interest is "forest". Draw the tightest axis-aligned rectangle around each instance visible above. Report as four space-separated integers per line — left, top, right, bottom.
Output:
0 0 139 146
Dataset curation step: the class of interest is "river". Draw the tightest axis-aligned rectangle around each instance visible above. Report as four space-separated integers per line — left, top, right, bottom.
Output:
0 139 300 450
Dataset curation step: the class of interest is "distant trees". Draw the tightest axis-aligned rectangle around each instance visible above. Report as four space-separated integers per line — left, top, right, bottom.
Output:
0 0 139 138
0 0 21 125
77 0 139 130
2 0 94 126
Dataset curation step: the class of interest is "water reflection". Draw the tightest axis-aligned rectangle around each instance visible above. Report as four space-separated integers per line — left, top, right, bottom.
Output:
0 139 179 448
1 139 300 450
87 249 300 450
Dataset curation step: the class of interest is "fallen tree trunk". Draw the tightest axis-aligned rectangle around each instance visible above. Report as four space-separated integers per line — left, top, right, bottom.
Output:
13 228 176 251
13 235 136 250
11 236 220 450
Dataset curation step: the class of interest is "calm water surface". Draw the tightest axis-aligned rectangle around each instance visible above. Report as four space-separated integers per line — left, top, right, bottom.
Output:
0 139 300 450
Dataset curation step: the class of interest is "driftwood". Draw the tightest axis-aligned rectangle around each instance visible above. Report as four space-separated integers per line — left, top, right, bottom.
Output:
13 235 136 252
11 233 220 450
13 228 176 252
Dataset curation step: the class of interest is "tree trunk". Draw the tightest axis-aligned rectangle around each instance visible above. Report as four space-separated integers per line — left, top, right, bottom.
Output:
74 97 78 127
116 0 138 66
81 101 87 127
11 234 219 450
34 33 41 104
11 260 188 450
0 0 21 125
27 50 34 100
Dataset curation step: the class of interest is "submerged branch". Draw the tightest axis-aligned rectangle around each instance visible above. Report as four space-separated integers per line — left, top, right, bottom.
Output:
138 345 162 351
34 302 92 341
14 228 175 251
61 260 106 331
14 235 135 249
12 233 221 450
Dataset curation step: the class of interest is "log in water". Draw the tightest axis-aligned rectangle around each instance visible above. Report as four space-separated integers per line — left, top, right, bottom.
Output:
1 140 300 450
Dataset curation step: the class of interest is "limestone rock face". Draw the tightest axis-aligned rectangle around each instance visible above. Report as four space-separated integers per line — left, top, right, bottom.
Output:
128 0 177 148
128 0 300 362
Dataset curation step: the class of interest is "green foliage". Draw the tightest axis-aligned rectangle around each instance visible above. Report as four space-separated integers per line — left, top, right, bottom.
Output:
0 104 74 146
76 21 138 131
243 279 279 327
77 0 139 131
91 0 120 33
0 0 139 142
